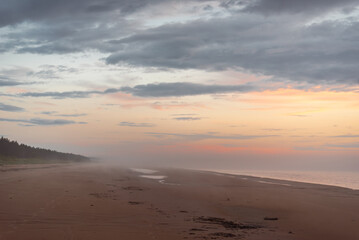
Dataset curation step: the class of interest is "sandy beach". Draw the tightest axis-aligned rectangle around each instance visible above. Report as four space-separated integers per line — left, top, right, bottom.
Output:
0 163 358 240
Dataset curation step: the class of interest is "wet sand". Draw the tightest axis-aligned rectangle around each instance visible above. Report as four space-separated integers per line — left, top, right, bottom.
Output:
0 163 358 240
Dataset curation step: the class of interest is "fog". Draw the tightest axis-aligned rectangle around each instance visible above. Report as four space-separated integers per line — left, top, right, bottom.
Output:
88 146 359 172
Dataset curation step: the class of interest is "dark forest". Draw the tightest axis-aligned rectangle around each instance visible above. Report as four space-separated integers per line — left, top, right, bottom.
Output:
0 137 89 163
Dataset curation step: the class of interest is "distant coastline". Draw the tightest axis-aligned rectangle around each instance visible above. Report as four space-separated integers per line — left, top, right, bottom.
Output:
0 137 90 165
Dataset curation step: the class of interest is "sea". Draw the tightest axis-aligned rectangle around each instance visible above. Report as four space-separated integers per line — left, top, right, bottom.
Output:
205 169 359 190
131 168 359 190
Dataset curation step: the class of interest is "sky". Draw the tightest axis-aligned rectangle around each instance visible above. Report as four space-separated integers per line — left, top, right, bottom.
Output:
0 0 358 171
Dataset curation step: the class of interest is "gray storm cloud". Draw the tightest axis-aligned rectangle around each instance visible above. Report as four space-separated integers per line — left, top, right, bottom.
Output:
17 82 256 99
0 0 358 88
120 82 255 97
241 0 359 15
106 18 359 86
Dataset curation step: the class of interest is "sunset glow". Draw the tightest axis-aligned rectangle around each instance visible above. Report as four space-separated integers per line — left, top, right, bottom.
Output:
0 0 358 171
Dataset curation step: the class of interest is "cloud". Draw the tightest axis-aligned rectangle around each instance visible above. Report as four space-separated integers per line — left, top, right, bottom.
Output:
0 68 38 86
1 0 354 29
56 113 87 117
0 80 22 87
241 0 359 15
0 77 26 87
21 90 102 99
331 134 359 138
120 82 255 97
0 103 25 112
39 111 87 117
0 1 358 89
171 113 198 116
0 1 211 55
39 111 58 115
105 16 359 86
0 0 171 27
119 121 155 127
326 143 359 148
146 132 278 141
31 65 77 79
173 117 202 121
0 117 86 126
17 82 256 99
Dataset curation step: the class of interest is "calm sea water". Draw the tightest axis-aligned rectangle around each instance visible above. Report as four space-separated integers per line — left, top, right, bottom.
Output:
207 170 359 190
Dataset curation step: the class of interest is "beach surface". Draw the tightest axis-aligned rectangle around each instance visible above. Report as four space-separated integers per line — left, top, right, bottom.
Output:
0 163 358 240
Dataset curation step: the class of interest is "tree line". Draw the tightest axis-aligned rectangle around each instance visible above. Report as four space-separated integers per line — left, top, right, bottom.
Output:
0 137 89 162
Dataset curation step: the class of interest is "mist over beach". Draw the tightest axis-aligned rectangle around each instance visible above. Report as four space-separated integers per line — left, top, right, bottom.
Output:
1 0 359 239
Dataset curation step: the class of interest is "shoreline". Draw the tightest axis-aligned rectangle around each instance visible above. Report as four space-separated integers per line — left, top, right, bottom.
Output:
196 169 359 191
135 167 359 192
2 163 358 191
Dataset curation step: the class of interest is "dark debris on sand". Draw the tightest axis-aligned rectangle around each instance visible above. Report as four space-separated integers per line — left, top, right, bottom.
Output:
264 217 279 221
128 201 144 205
188 216 262 239
210 232 237 237
190 228 207 232
193 216 261 230
122 186 144 191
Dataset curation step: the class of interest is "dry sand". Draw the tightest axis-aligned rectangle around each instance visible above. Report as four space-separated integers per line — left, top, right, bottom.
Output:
0 163 358 240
